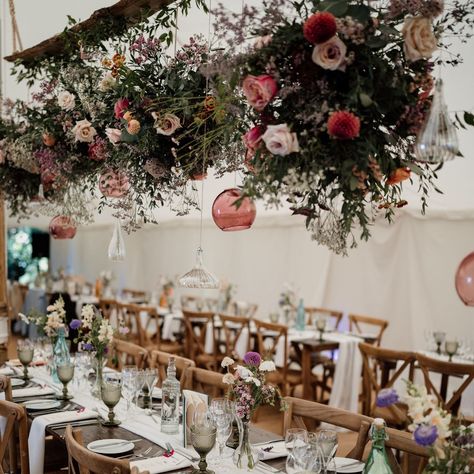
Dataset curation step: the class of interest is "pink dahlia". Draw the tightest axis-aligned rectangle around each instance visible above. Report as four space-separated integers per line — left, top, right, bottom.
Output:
114 97 130 119
303 12 337 44
327 111 360 140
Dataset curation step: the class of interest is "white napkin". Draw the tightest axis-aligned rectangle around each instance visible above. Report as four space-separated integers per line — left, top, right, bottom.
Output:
11 386 56 399
28 409 97 474
257 440 288 460
131 452 191 473
0 367 14 375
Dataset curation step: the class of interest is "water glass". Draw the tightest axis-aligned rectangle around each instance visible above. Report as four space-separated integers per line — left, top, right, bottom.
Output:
191 410 217 474
101 373 122 426
433 331 446 354
209 398 233 462
318 430 338 472
445 340 459 361
285 428 308 455
17 340 34 381
57 361 74 400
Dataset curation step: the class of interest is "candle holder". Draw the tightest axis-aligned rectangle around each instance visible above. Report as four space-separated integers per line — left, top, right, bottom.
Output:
17 343 34 381
316 317 326 342
191 411 217 474
57 362 74 400
101 374 122 426
445 340 459 362
433 331 446 355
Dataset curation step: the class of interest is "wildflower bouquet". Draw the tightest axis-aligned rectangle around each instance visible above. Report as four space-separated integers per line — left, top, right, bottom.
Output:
19 296 66 338
377 383 474 472
214 0 474 254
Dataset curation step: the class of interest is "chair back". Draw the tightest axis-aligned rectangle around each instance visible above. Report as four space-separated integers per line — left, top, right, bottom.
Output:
253 319 288 378
184 367 227 398
304 307 343 329
348 313 388 346
148 350 195 390
283 397 429 474
110 339 147 370
116 303 146 346
121 288 146 302
181 295 205 312
204 298 219 313
232 301 258 318
218 314 251 360
0 378 29 474
359 343 416 423
416 352 474 414
181 310 217 361
65 426 130 474
98 299 119 327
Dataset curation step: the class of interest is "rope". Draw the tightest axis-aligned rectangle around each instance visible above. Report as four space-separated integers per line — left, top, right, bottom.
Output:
8 0 23 53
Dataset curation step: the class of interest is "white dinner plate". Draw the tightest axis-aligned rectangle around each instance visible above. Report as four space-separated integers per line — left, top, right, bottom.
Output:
334 457 365 473
23 399 61 411
11 378 25 387
87 439 135 455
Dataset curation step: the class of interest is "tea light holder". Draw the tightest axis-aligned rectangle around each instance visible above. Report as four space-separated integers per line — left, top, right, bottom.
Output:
57 362 74 400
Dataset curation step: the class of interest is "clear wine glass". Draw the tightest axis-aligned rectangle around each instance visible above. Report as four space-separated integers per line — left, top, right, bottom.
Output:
134 369 146 408
143 368 158 409
318 430 338 473
208 398 233 464
122 366 138 418
285 428 308 455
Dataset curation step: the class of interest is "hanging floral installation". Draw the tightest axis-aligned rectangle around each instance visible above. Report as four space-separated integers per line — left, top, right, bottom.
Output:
1 0 474 254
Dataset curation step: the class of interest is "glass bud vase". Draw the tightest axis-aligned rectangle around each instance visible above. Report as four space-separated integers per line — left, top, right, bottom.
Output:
233 419 257 471
53 327 70 384
91 353 105 399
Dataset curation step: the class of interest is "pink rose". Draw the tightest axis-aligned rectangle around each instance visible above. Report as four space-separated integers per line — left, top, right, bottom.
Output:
312 36 347 71
242 75 278 111
243 126 264 152
105 128 122 144
261 123 300 156
114 98 130 119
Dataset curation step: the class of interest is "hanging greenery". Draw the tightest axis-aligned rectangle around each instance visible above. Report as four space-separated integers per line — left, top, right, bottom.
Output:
1 0 474 253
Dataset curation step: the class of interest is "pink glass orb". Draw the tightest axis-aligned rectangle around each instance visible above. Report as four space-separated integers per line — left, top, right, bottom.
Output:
191 172 208 181
212 188 256 232
99 170 130 198
49 216 77 240
455 252 474 306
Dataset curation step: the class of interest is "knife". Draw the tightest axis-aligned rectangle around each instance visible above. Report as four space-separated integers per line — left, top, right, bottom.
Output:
48 419 99 430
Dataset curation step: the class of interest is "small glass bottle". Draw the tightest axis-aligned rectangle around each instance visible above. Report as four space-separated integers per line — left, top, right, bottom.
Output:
161 357 180 434
53 326 70 383
363 418 393 474
295 299 305 331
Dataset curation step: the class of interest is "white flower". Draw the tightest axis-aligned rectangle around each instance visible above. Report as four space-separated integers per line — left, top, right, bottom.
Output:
57 91 76 111
18 312 30 324
152 112 181 136
235 365 252 379
81 304 95 329
402 16 437 62
245 376 261 387
72 119 97 143
312 36 347 71
261 124 300 156
254 35 272 49
222 373 235 384
221 356 235 368
259 360 276 372
98 320 114 343
98 73 116 92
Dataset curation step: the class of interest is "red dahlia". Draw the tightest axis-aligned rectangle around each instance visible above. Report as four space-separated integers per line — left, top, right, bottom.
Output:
303 12 337 44
327 111 361 140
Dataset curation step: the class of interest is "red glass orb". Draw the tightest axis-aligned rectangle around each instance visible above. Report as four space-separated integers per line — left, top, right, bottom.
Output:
49 216 77 240
455 252 474 306
212 188 256 232
99 170 130 198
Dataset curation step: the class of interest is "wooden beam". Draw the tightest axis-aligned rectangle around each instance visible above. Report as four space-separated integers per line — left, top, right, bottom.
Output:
4 0 175 63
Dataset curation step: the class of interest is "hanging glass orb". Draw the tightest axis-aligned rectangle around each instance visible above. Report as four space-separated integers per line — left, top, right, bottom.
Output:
99 170 130 198
49 216 77 240
455 252 474 306
179 248 219 289
415 79 459 164
212 188 256 232
108 219 126 261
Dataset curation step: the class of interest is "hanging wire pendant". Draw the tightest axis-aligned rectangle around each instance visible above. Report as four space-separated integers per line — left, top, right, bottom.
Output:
178 247 219 289
415 79 459 164
108 218 126 261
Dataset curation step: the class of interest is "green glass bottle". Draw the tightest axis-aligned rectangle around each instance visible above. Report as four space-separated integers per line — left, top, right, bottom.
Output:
295 298 305 331
363 418 393 474
53 327 70 383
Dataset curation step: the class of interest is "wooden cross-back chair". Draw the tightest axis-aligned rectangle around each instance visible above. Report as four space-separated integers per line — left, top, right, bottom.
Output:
65 426 131 474
140 306 182 354
184 367 227 398
359 342 416 427
98 299 119 327
304 307 343 329
180 295 205 312
232 302 258 318
253 319 301 395
148 350 195 390
218 313 251 360
121 288 146 302
416 352 474 415
348 313 389 346
0 376 29 474
109 339 147 371
283 397 430 474
182 310 222 370
116 303 146 346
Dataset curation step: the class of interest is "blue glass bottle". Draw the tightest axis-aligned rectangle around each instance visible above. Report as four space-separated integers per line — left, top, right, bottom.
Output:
295 299 305 331
53 327 70 383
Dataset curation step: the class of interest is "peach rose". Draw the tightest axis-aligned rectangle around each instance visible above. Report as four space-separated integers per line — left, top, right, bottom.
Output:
57 91 75 111
127 119 141 135
105 128 122 144
386 167 411 185
72 119 97 143
242 75 278 111
152 112 181 136
312 36 347 71
261 124 300 156
402 17 437 62
42 133 56 147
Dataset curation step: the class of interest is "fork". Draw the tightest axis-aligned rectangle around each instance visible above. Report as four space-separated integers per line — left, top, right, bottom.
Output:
117 447 153 460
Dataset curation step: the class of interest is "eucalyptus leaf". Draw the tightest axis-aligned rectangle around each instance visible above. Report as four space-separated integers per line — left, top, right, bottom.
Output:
464 111 474 126
359 92 373 107
319 0 348 17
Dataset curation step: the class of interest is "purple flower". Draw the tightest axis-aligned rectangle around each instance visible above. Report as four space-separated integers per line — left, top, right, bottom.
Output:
104 346 109 355
376 388 399 408
243 351 262 367
82 343 93 351
69 319 82 330
414 425 438 446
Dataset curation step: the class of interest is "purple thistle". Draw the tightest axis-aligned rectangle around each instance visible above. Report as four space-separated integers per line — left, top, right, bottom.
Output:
243 351 262 366
376 388 399 408
82 343 93 351
414 425 438 446
69 319 82 330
